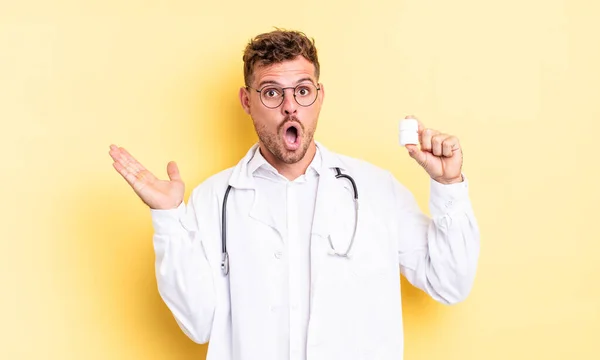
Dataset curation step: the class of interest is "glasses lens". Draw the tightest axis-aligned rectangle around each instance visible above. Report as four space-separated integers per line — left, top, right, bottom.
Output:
260 87 284 108
294 83 318 106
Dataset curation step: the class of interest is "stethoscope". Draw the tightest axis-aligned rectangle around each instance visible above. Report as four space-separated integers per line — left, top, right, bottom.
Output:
220 167 359 276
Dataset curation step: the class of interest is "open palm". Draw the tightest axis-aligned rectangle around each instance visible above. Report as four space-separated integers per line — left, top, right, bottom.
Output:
109 145 184 210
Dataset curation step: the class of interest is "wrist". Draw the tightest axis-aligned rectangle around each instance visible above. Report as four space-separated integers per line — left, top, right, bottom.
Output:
434 174 463 185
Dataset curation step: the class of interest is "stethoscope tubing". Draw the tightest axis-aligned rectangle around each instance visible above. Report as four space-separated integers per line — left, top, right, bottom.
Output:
221 167 358 276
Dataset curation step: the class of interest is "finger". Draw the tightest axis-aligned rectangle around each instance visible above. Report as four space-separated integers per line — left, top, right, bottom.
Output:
108 144 124 163
431 134 450 156
117 147 157 185
119 147 147 173
112 160 140 188
109 146 130 175
406 144 428 169
166 161 181 182
420 128 439 152
109 146 135 173
442 136 459 157
109 145 156 186
117 152 139 179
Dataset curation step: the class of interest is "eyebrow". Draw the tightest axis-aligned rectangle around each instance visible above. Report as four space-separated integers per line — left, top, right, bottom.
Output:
257 77 315 88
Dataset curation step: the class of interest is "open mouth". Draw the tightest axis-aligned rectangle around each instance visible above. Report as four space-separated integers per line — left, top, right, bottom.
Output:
283 122 301 150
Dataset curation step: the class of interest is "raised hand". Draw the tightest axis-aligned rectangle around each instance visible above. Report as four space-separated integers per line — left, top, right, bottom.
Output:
404 116 464 185
108 145 185 209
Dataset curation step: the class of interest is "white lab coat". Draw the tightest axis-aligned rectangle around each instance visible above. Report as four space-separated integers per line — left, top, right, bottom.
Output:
150 141 480 360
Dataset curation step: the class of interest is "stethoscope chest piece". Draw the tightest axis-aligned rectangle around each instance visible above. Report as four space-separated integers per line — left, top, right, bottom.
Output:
221 252 229 276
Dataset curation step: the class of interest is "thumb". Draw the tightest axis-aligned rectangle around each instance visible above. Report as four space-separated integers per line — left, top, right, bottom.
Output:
405 144 428 168
166 161 182 182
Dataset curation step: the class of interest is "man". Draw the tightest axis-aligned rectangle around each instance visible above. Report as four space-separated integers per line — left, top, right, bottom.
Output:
109 29 479 360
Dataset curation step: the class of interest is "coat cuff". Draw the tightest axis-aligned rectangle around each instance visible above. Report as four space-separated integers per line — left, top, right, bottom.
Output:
429 174 471 217
150 201 186 235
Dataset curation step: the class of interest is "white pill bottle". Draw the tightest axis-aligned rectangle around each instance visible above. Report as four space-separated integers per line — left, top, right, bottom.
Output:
398 118 419 146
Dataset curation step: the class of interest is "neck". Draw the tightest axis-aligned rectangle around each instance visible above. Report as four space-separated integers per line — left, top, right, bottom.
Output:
259 141 317 181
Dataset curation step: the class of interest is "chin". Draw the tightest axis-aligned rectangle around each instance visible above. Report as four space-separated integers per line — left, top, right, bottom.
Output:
279 149 305 164
278 142 309 164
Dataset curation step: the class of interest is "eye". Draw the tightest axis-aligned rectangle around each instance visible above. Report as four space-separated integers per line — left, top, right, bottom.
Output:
296 86 311 96
262 88 281 98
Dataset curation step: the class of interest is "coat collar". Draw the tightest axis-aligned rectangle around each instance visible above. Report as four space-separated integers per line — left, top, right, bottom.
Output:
227 141 349 190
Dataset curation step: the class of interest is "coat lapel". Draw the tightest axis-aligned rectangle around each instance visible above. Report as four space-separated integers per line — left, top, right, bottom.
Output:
227 143 282 238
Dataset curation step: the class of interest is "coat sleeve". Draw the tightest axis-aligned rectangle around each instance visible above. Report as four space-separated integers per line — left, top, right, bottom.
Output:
391 172 480 304
150 185 217 343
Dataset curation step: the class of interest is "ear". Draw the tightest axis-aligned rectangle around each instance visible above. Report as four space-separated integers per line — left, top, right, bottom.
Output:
317 82 325 104
239 87 251 115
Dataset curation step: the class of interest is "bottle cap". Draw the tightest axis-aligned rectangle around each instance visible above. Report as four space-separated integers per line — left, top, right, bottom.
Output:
399 118 418 131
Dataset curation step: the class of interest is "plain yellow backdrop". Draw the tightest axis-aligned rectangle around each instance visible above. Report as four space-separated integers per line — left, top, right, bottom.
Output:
2 0 599 359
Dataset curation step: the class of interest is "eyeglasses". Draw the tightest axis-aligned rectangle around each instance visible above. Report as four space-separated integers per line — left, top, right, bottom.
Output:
246 82 321 109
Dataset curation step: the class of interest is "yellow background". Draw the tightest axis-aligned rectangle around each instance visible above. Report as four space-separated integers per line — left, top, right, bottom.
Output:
2 0 599 359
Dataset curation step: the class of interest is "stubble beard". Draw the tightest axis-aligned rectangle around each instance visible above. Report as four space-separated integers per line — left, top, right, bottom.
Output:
254 116 315 164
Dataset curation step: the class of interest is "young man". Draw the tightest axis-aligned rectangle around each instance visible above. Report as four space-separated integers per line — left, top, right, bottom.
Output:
109 29 479 360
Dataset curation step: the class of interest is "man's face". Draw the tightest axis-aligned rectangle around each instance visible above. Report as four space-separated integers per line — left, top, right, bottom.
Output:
239 56 324 165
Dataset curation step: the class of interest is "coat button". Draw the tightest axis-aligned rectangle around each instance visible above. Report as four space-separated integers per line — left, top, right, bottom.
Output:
274 251 283 259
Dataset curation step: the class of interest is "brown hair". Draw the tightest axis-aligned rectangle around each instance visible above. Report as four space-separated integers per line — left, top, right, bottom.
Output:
242 28 320 86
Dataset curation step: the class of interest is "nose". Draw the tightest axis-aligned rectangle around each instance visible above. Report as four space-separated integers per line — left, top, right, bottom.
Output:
280 89 298 115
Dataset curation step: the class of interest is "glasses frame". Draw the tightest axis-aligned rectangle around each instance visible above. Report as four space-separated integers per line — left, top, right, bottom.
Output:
246 82 321 109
